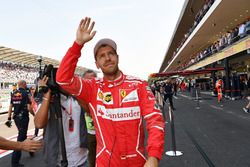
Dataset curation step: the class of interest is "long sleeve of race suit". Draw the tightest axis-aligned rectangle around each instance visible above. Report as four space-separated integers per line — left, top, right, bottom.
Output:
139 81 165 160
56 42 92 102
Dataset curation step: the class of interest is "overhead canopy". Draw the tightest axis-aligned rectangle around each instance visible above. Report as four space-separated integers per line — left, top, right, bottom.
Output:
160 0 250 72
0 46 87 74
150 67 224 78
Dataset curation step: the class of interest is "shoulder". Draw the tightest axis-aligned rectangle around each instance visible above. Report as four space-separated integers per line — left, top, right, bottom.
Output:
94 77 103 83
125 75 145 83
124 75 150 91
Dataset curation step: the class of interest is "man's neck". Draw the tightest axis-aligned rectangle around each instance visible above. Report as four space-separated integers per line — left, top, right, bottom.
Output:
104 70 122 81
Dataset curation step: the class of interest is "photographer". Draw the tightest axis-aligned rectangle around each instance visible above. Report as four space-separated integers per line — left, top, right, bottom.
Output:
34 76 88 167
7 80 35 167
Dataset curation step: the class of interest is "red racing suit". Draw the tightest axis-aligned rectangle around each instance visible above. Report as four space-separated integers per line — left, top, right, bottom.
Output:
56 42 165 167
216 79 223 102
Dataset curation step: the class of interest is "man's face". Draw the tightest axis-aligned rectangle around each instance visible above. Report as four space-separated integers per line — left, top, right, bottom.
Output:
95 45 119 76
84 73 96 79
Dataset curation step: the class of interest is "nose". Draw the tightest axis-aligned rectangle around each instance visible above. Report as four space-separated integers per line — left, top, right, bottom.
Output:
104 54 112 61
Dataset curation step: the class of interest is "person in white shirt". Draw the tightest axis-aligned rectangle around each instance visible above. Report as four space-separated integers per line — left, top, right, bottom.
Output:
34 76 88 167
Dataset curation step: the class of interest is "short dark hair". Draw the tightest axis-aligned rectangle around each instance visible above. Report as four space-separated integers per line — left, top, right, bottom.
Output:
82 69 97 77
94 44 117 60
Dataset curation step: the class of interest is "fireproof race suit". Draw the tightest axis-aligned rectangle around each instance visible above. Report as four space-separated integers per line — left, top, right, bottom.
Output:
56 42 165 167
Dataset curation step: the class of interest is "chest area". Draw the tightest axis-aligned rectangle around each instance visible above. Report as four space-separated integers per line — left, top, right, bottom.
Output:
95 84 141 121
97 84 140 106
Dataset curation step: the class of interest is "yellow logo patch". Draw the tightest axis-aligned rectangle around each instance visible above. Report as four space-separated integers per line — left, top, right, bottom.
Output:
120 90 126 98
104 94 112 102
98 92 103 100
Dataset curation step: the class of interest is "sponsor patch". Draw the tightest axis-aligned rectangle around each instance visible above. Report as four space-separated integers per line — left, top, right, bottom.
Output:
96 105 141 121
104 94 112 102
97 89 103 101
120 90 126 98
97 89 113 105
103 92 113 104
98 92 103 100
120 89 139 103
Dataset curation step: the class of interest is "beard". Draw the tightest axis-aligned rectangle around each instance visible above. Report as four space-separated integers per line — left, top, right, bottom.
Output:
102 65 120 78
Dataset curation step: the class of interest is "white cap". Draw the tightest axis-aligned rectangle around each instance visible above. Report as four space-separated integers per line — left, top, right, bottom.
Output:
94 38 117 58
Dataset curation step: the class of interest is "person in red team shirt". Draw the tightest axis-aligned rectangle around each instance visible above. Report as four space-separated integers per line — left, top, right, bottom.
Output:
56 17 165 167
215 77 223 105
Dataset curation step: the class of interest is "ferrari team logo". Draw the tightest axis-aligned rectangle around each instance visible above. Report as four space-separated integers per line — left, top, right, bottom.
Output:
120 90 126 98
98 92 103 100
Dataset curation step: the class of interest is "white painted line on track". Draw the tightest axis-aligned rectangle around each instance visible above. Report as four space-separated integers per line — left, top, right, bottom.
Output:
210 105 223 110
209 105 250 120
178 94 192 100
0 150 13 159
173 96 179 99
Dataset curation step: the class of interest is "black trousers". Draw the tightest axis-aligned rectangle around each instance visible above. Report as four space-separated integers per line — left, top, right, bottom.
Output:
164 94 174 108
12 116 29 166
87 133 97 167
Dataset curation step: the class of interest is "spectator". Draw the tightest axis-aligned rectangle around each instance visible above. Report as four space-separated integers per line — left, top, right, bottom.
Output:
0 61 37 83
238 22 246 38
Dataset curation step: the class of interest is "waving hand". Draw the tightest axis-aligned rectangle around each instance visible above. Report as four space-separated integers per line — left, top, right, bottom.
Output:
75 17 96 45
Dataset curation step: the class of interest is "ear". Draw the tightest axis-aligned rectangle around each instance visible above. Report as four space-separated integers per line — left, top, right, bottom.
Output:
95 61 100 69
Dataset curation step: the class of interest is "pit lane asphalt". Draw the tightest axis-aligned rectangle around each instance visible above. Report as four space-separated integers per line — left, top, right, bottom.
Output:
0 91 250 167
159 91 250 167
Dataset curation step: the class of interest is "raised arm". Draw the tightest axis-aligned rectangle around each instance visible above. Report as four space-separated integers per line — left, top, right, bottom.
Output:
34 76 51 129
56 17 96 101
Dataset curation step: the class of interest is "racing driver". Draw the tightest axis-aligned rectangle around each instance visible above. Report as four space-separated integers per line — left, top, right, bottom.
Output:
56 17 165 167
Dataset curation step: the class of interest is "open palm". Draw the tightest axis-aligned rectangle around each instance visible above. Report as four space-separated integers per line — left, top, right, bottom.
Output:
76 17 96 45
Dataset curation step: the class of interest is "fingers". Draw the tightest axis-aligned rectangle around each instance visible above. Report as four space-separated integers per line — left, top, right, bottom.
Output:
80 17 88 31
39 75 49 86
24 139 43 152
85 17 91 31
88 21 95 33
79 19 84 29
44 76 49 83
42 75 48 81
90 31 97 39
80 17 95 33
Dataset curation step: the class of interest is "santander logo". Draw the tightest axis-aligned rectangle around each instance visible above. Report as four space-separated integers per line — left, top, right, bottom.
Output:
96 105 141 121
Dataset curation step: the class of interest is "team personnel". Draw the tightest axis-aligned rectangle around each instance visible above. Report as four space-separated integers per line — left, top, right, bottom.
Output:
56 17 164 167
215 77 223 106
82 70 97 167
0 136 42 152
163 80 175 110
7 80 35 167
